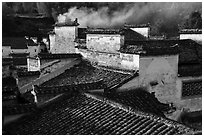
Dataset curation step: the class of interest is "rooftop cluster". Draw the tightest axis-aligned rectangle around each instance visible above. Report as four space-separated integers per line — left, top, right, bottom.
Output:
3 93 197 135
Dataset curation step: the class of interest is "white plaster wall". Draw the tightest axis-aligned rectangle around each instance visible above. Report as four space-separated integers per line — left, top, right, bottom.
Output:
2 46 11 58
87 34 121 53
27 57 41 71
49 34 55 53
52 26 77 53
139 55 179 103
180 34 202 42
120 53 139 70
130 27 149 38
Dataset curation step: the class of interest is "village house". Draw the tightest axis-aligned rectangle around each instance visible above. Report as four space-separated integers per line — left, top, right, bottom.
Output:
3 17 202 134
49 17 79 54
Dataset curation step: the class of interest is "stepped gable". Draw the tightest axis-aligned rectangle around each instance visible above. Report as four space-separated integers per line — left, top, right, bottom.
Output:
86 28 124 34
40 60 133 90
182 80 202 98
106 89 173 117
3 93 197 135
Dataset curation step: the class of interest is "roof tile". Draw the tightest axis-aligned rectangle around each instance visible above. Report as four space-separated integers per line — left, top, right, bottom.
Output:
3 93 196 135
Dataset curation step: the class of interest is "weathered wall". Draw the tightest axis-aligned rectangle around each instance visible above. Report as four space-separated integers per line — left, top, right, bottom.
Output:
76 48 121 67
50 26 77 54
180 34 202 43
139 55 179 103
76 48 140 70
86 34 123 53
120 53 139 70
2 46 11 58
27 46 39 56
130 27 150 38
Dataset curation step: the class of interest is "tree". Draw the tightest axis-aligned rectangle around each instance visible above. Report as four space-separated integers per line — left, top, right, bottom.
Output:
182 11 202 29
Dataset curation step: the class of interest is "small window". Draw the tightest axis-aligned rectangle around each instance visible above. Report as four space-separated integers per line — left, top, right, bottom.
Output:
35 49 37 52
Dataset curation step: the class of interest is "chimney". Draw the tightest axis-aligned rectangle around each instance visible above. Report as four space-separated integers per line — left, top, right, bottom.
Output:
75 18 78 23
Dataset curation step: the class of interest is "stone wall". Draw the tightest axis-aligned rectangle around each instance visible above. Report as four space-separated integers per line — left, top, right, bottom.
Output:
86 34 123 53
50 26 77 53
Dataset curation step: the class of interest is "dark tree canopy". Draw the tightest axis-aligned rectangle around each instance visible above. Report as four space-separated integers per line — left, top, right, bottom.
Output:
183 11 202 29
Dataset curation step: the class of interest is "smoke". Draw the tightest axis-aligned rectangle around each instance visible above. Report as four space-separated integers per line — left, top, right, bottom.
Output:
57 2 201 35
2 2 202 36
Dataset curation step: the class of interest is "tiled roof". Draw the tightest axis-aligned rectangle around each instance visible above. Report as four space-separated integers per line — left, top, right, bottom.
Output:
178 64 202 77
13 57 27 66
178 39 201 64
182 80 202 98
3 57 27 66
2 37 28 49
38 81 105 94
2 76 17 88
120 40 179 56
3 103 37 115
2 37 37 49
3 93 196 135
9 53 29 57
179 29 202 34
54 22 79 27
120 39 201 63
105 89 173 117
124 24 150 28
17 71 41 77
40 61 134 89
38 53 82 59
124 28 147 41
86 28 124 34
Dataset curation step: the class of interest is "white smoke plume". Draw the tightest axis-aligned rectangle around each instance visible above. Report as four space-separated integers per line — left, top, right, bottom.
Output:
57 2 201 29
